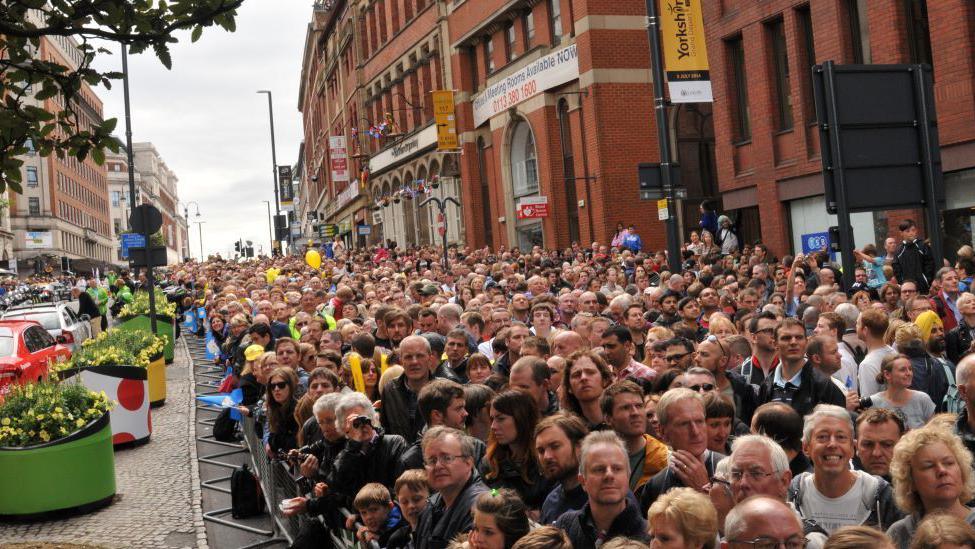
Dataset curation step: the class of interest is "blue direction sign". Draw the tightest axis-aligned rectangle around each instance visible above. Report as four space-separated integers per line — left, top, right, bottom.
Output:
120 233 146 259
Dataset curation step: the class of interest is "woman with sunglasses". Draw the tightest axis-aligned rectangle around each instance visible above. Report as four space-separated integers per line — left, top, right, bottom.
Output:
479 390 551 512
265 367 300 457
866 353 936 429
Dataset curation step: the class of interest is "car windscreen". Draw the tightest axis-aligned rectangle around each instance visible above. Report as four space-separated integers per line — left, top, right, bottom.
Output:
3 312 59 331
0 336 16 357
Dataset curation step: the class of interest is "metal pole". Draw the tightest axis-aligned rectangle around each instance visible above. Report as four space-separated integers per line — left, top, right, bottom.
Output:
196 221 205 261
913 65 944 269
645 0 682 273
258 91 281 254
121 43 157 332
262 200 273 255
821 62 857 290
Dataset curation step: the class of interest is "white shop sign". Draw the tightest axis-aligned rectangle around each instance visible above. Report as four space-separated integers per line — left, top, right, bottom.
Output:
472 44 580 127
369 124 438 174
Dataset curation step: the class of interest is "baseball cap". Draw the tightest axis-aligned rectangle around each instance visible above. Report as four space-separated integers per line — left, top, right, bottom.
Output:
244 344 265 362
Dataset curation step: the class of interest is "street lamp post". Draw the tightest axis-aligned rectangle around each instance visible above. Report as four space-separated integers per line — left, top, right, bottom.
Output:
418 196 461 271
257 90 282 255
193 221 206 261
261 200 273 255
183 201 201 261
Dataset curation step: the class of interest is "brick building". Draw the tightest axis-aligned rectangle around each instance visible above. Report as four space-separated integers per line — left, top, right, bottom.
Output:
449 0 676 251
12 32 115 274
299 0 464 250
705 0 975 259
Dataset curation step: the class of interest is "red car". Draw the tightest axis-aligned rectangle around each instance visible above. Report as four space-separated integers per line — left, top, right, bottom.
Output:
0 320 72 391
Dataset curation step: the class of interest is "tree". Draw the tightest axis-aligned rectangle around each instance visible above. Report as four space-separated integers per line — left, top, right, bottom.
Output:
0 0 245 193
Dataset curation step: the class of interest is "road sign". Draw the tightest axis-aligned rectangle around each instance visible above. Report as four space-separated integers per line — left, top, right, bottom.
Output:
436 213 447 237
129 204 162 235
657 199 669 221
357 224 371 236
120 233 146 259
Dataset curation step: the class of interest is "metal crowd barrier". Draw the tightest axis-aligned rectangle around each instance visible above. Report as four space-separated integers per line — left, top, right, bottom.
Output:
237 416 379 549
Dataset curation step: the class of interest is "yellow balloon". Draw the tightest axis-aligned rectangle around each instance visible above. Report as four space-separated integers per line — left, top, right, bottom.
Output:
305 250 322 270
264 267 280 284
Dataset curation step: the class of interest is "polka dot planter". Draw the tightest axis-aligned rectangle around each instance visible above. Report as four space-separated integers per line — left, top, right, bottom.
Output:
58 366 152 448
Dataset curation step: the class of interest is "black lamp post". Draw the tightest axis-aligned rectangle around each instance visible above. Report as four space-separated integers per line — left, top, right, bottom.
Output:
419 196 461 270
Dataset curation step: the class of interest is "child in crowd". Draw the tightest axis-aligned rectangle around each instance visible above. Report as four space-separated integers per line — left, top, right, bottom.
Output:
351 482 403 547
386 469 430 549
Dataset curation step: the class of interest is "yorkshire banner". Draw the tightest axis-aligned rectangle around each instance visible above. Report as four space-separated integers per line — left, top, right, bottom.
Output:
659 0 712 103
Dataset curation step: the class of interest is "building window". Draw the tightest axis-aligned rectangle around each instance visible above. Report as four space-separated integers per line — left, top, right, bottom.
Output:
28 197 40 216
523 10 535 49
847 0 871 63
796 6 817 122
484 37 495 74
905 0 932 66
727 36 750 142
111 190 120 207
477 137 493 248
768 18 793 131
26 166 38 187
510 120 539 197
468 45 479 90
506 24 517 62
549 0 563 46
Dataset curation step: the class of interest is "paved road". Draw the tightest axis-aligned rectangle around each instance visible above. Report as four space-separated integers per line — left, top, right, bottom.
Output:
0 339 206 549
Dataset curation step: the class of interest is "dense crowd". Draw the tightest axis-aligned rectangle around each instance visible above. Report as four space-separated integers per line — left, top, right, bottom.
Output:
161 216 975 549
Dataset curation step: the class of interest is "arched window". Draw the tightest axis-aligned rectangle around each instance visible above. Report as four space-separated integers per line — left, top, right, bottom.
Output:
477 137 493 248
510 120 538 197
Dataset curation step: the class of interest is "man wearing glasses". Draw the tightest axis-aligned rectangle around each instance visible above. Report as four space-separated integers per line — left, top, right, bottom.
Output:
723 496 806 549
414 426 487 549
786 405 901 536
695 335 757 425
756 319 845 417
664 337 696 371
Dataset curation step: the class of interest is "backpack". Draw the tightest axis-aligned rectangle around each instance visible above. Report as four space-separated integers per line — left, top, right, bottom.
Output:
212 407 239 442
842 339 867 366
939 358 964 414
230 464 265 519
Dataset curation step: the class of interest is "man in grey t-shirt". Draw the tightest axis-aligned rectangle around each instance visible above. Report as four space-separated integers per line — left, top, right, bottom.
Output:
856 309 895 396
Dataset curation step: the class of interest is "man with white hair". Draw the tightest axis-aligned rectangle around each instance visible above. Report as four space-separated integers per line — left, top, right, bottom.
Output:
834 302 867 363
555 431 650 548
954 354 975 455
330 392 407 496
787 404 901 535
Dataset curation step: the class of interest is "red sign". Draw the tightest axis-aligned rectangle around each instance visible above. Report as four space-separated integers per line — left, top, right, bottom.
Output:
437 213 447 236
516 196 549 219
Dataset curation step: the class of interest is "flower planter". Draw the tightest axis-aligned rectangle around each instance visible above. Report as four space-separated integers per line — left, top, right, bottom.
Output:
118 314 175 363
147 353 166 407
0 412 115 519
59 366 152 448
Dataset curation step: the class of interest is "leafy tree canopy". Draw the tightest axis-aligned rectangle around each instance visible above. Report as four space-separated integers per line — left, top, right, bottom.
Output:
0 0 245 193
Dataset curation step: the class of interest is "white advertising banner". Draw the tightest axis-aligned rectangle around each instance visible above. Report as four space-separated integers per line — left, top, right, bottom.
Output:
329 136 350 183
472 44 580 127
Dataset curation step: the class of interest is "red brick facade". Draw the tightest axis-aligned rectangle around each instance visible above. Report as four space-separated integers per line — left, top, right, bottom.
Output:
706 0 975 256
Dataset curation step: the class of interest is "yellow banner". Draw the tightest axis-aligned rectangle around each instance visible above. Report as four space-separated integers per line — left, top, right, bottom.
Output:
432 90 459 151
659 0 713 103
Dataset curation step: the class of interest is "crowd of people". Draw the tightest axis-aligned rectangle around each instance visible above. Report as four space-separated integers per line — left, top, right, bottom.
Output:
164 215 975 549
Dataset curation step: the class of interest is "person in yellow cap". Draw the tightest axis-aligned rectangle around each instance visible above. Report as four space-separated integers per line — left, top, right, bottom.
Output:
911 310 959 412
244 344 265 363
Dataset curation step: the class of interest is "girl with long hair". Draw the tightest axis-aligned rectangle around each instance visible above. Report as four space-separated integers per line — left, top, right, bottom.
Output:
479 390 551 510
265 366 300 455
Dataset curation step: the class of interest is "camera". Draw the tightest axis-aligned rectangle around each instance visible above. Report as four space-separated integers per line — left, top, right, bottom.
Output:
859 396 873 410
351 415 372 429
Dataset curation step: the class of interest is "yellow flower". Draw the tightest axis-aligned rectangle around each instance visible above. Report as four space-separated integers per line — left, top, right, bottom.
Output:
39 430 49 442
1 418 9 426
76 418 85 428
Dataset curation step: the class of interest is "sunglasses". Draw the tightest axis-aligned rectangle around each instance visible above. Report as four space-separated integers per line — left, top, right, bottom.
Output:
269 381 289 390
705 334 727 355
688 383 715 392
666 352 690 362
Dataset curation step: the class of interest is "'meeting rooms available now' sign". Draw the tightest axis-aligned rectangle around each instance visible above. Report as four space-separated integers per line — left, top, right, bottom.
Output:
472 44 580 127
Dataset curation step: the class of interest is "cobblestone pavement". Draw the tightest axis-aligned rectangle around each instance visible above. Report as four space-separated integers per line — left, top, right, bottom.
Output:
0 338 204 549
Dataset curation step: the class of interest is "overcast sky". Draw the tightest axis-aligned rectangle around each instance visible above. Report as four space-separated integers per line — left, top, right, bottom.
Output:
93 2 310 259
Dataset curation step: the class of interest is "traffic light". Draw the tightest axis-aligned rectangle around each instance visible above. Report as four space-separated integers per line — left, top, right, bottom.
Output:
234 241 241 253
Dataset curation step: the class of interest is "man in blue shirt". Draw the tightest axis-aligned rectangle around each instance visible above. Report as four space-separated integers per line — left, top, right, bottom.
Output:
621 225 642 253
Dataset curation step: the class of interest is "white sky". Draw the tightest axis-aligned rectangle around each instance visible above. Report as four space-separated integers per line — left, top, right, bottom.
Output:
93 2 311 259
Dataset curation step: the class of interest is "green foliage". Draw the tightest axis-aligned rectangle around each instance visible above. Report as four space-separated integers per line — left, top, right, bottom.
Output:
67 326 167 370
0 0 245 193
0 379 113 447
118 288 177 318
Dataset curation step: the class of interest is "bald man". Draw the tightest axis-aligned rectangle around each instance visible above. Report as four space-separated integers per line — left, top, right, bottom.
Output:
723 497 804 549
552 330 587 358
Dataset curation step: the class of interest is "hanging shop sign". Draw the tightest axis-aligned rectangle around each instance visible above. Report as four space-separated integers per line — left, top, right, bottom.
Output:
472 44 580 127
329 136 350 182
432 90 459 151
659 0 713 103
278 165 294 210
516 196 549 219
369 124 438 174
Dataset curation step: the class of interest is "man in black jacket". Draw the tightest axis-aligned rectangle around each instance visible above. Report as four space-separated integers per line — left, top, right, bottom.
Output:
756 318 845 417
413 426 488 549
556 431 650 549
892 219 936 294
329 392 407 501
